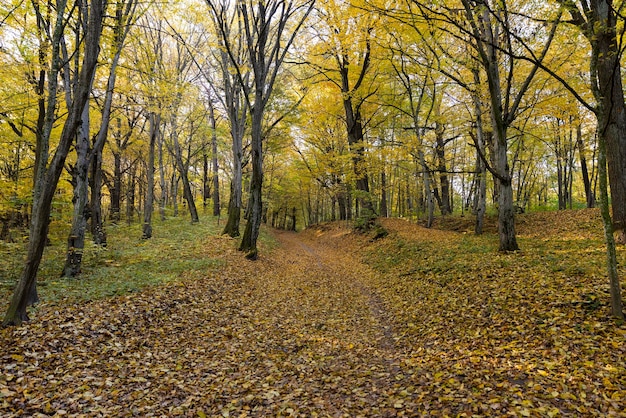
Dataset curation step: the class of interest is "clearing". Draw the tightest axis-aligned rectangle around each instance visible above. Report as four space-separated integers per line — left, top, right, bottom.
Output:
1 210 625 416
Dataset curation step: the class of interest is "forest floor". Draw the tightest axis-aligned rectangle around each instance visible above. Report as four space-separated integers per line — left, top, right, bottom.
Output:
1 209 626 416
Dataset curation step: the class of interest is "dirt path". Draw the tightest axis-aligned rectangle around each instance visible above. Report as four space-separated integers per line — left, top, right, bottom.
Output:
1 227 417 417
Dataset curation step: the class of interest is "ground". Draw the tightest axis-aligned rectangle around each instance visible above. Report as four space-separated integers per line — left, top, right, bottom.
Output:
1 210 625 416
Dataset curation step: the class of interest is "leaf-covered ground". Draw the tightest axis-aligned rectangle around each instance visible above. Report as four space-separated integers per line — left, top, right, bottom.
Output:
1 209 625 416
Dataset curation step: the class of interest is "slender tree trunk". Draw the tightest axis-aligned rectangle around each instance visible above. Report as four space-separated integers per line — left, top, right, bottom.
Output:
90 0 137 242
171 115 199 223
4 0 105 325
577 125 594 208
416 151 434 228
435 124 451 215
62 104 91 278
210 102 221 217
158 130 167 221
380 169 388 217
203 153 210 208
143 112 160 239
90 135 106 246
290 207 296 231
171 172 179 217
239 110 263 259
126 165 136 224
110 119 123 221
222 139 242 236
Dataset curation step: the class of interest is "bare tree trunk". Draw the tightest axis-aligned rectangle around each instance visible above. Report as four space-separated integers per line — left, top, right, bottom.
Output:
435 123 451 215
62 103 91 278
91 0 137 243
418 151 434 228
110 119 123 221
126 164 136 224
143 112 160 239
239 110 263 259
203 153 210 208
4 0 105 325
171 172 179 217
90 135 106 246
158 130 167 221
171 111 199 223
380 168 388 217
597 110 624 320
342 84 376 224
210 103 221 217
577 124 594 208
591 0 626 243
223 184 241 237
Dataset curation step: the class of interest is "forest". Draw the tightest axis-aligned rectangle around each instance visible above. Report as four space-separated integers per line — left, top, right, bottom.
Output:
0 0 625 414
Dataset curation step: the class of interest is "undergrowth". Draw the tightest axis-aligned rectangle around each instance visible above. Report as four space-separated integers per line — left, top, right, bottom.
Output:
0 215 275 309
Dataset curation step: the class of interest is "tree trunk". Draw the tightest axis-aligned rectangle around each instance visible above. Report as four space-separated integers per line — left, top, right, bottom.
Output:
479 4 519 251
4 0 105 325
577 124 594 208
203 153 210 208
290 207 297 231
158 129 167 221
597 110 624 320
210 102 221 217
126 164 136 224
171 172 179 217
591 0 626 243
143 112 160 239
417 151 434 228
435 124 451 215
110 119 123 222
221 109 244 236
62 104 91 278
205 103 220 216
343 97 376 223
171 114 199 223
90 134 106 246
239 110 263 259
380 169 388 217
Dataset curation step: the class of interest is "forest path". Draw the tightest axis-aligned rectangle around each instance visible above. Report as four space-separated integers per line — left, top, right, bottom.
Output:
0 225 418 417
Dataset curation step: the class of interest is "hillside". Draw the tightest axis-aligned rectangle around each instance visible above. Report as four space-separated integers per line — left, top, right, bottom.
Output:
1 210 625 416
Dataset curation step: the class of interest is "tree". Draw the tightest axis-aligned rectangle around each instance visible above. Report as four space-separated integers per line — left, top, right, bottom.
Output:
205 3 251 237
308 0 381 225
207 0 315 258
554 0 624 319
556 1 626 242
62 0 140 277
4 0 106 325
453 0 561 251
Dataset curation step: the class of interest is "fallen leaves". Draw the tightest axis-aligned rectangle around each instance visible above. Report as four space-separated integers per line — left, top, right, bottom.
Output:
1 210 625 416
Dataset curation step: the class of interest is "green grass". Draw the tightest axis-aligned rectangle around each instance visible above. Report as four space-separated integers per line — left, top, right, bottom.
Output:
1 215 233 308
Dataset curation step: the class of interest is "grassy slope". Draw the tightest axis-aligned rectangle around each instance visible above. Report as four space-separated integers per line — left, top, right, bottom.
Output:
347 209 625 416
0 216 240 311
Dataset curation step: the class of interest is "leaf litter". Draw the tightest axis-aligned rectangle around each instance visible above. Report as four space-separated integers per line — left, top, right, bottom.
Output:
1 209 625 416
